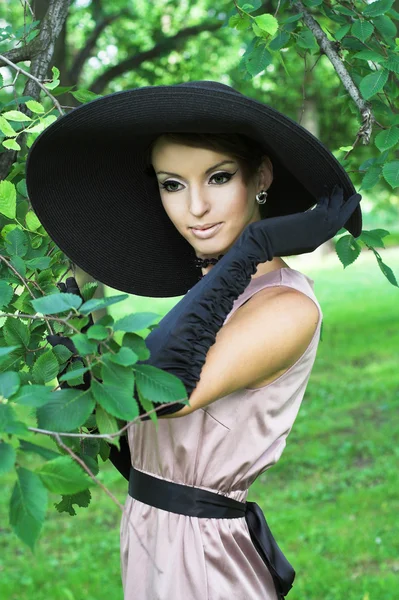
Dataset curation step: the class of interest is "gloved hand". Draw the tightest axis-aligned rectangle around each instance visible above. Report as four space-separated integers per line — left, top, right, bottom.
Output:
238 183 362 257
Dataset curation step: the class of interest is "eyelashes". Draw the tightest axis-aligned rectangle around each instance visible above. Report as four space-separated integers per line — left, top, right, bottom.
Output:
159 170 237 193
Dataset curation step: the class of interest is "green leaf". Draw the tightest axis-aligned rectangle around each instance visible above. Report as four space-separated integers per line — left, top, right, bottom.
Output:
0 371 20 399
381 54 399 73
134 364 188 406
2 110 32 122
0 116 17 137
122 332 150 361
25 210 42 231
334 23 351 41
0 441 16 474
78 293 129 315
253 14 278 36
10 255 26 278
281 12 303 24
70 333 98 356
3 317 30 348
0 280 14 308
37 456 93 494
25 100 45 114
70 89 102 103
9 467 48 551
269 30 290 50
54 489 91 516
30 292 82 315
90 379 139 421
229 14 251 30
25 257 52 270
2 139 21 151
18 439 60 461
335 235 362 267
351 20 374 42
95 405 120 447
113 312 160 333
296 29 318 51
360 165 382 190
0 346 20 358
372 15 397 39
245 45 273 76
375 126 399 151
32 349 60 384
359 69 389 100
108 347 138 366
0 403 16 433
58 365 91 383
382 160 399 188
334 4 356 16
353 49 385 62
364 0 395 17
5 227 28 257
36 388 95 432
236 0 262 10
358 230 385 248
86 324 109 340
375 254 398 287
0 180 16 219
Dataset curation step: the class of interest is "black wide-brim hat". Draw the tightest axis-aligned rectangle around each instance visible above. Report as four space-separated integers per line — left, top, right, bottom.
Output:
25 80 362 297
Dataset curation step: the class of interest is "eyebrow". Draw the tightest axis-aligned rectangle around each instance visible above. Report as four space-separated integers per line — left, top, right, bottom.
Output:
156 160 236 177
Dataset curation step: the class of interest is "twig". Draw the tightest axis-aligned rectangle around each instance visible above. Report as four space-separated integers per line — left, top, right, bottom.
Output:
291 0 375 144
54 433 163 574
0 53 64 115
28 400 186 439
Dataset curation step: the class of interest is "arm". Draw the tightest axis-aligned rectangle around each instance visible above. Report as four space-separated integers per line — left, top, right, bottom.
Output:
160 287 319 418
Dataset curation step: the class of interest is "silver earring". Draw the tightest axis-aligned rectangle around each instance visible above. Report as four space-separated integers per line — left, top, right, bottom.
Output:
256 190 268 204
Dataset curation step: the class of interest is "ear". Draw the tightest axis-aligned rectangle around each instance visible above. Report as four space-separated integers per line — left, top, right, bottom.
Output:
257 155 273 190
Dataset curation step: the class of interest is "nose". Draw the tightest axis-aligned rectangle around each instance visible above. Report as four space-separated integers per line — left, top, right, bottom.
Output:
188 186 211 217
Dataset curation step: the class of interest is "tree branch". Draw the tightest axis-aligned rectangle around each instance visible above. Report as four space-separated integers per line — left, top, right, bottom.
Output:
292 0 375 144
90 20 222 94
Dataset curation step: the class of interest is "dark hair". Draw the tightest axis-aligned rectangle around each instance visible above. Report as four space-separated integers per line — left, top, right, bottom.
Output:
145 132 270 187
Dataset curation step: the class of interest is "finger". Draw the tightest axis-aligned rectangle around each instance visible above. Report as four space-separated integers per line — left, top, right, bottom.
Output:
340 192 362 224
330 184 344 209
66 277 80 296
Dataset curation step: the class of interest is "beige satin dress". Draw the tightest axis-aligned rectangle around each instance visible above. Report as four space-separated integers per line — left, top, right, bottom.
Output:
120 267 323 599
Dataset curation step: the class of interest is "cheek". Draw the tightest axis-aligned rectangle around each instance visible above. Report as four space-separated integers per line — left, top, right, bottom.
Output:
161 197 186 226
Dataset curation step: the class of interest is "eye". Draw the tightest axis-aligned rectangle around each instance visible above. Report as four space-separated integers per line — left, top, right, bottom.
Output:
159 171 235 193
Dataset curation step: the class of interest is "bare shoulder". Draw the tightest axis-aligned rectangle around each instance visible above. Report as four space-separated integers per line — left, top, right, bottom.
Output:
229 283 320 388
232 282 319 323
159 282 320 418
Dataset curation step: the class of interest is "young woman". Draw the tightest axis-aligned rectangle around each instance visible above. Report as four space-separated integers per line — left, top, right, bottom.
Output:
26 80 362 599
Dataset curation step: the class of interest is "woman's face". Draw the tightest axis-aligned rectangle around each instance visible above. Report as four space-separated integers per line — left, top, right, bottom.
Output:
151 137 273 260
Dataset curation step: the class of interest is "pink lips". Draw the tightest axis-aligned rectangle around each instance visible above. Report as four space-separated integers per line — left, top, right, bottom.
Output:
191 223 222 239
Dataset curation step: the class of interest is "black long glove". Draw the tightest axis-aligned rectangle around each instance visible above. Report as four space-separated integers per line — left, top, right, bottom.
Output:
136 183 362 418
46 277 131 481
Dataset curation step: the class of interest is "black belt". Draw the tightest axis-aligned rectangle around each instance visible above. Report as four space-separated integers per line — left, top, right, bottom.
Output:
128 466 295 599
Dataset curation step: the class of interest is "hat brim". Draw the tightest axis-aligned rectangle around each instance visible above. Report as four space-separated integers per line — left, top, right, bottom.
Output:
25 83 362 297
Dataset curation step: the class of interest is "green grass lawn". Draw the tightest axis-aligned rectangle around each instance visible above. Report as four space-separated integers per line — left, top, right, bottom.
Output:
1 247 398 600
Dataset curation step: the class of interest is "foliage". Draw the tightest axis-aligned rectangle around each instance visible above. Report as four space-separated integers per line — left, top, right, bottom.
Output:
0 0 398 553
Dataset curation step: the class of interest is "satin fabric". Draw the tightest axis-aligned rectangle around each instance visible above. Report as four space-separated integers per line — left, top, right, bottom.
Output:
120 267 323 599
128 466 295 598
